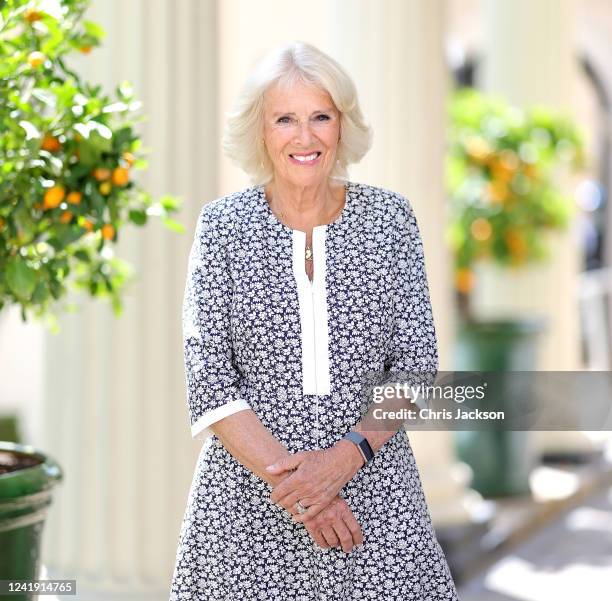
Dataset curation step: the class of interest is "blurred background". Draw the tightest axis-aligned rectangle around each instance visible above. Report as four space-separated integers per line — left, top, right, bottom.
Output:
1 0 611 599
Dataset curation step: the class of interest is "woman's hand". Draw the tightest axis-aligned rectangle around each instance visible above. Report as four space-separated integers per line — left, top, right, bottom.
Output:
266 439 364 523
302 495 364 553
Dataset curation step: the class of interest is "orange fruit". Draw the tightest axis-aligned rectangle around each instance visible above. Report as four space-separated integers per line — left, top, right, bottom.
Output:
24 8 43 23
67 191 82 205
470 218 492 242
485 180 509 203
82 219 94 232
99 181 112 195
59 211 73 224
490 158 515 183
523 163 539 180
79 46 92 54
455 268 475 294
27 51 46 68
111 167 129 186
122 152 135 167
91 167 111 181
41 134 61 152
505 229 527 259
101 224 115 240
43 186 65 209
465 137 491 164
0 217 5 230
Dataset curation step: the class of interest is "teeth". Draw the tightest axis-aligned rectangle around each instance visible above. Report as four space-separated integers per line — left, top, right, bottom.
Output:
292 152 319 162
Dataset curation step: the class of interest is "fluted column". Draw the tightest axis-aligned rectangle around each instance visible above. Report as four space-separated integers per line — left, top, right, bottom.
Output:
218 0 330 193
40 1 219 598
475 0 582 371
476 0 599 457
329 0 481 527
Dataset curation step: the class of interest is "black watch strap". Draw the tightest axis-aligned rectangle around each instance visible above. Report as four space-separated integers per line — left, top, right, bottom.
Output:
343 431 374 466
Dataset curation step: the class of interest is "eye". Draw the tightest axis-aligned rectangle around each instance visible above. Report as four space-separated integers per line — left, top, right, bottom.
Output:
276 116 292 124
315 114 330 121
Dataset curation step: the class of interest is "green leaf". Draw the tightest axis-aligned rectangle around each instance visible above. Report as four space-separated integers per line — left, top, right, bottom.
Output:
117 81 134 99
83 20 107 40
54 224 85 247
88 128 112 153
31 280 50 304
128 209 147 226
49 278 65 300
74 250 90 262
160 194 181 212
6 257 37 299
161 216 186 233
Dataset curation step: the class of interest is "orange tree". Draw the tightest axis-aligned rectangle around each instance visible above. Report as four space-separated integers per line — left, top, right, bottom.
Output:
445 87 586 319
0 0 183 330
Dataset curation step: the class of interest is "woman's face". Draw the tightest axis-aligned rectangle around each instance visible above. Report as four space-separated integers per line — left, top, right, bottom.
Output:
262 79 341 188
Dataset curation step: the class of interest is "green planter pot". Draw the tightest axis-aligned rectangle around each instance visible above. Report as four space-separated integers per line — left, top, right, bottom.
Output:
453 318 545 497
0 442 63 601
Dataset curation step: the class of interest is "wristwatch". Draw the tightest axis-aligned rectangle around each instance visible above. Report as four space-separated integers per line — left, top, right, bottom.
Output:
342 431 374 467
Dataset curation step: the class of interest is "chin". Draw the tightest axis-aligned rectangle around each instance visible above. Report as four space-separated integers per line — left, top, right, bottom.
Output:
285 168 331 186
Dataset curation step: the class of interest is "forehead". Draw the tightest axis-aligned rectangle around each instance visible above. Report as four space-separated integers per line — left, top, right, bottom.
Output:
263 80 336 113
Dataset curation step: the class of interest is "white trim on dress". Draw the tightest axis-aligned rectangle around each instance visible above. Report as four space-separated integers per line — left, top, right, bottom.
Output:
292 226 331 396
191 399 251 439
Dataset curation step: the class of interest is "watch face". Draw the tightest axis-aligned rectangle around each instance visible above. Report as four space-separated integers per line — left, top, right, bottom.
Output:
358 438 374 462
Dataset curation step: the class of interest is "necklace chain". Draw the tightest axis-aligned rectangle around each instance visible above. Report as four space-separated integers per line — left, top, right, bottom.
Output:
270 195 332 262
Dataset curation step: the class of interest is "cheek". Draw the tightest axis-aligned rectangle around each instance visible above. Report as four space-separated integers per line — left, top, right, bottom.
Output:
322 128 340 151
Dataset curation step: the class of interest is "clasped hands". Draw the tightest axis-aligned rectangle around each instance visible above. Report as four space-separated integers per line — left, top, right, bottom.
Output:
266 440 365 553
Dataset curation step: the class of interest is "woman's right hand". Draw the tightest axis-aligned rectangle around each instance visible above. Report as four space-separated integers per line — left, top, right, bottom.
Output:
301 495 364 553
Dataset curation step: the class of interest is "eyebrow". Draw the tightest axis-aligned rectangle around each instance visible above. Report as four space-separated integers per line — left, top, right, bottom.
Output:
271 108 336 118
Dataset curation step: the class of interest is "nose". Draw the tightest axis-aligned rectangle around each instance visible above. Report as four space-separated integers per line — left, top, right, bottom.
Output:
293 121 315 147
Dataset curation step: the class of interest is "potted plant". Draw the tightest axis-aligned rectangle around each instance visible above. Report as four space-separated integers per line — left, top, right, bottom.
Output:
0 442 62 600
445 87 586 496
0 0 183 588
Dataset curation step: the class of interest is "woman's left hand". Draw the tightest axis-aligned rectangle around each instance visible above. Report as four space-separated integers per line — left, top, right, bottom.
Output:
266 440 364 523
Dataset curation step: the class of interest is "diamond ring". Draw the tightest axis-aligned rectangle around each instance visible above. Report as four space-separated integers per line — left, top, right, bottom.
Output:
295 500 308 514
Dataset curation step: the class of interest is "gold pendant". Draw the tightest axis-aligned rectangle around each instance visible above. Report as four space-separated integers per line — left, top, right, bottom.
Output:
305 246 313 261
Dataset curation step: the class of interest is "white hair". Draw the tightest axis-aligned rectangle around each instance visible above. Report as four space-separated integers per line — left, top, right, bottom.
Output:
222 41 373 185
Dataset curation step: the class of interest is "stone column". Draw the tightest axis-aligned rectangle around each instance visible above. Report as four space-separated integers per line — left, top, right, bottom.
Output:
478 0 599 457
476 0 582 371
40 1 219 598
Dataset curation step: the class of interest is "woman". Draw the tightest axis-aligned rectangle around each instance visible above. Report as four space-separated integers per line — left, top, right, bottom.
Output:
170 41 459 600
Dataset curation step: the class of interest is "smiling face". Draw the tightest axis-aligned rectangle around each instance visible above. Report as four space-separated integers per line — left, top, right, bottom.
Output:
262 79 341 188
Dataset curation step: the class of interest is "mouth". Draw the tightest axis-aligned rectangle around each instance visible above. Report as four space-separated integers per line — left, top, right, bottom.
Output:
289 151 322 165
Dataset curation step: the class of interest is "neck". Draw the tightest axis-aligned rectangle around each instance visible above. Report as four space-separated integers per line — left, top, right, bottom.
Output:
265 178 344 227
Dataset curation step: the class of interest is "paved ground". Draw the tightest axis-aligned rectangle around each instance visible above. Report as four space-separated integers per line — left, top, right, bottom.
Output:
457 483 612 600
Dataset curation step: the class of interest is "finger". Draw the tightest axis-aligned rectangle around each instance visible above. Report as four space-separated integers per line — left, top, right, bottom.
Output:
266 454 302 475
292 501 326 523
270 475 302 504
332 520 354 554
306 526 329 549
341 510 364 547
280 490 308 513
320 526 339 548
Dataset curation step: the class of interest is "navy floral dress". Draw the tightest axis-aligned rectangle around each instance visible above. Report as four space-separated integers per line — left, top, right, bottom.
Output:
169 181 459 600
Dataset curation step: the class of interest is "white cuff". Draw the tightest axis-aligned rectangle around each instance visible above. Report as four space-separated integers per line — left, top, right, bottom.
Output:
191 399 251 440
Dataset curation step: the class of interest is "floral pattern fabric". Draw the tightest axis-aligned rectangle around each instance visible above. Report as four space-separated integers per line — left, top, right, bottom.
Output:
169 181 459 600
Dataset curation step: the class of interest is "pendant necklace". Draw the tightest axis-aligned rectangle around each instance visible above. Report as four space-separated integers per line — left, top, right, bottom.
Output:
271 196 314 262
269 190 343 262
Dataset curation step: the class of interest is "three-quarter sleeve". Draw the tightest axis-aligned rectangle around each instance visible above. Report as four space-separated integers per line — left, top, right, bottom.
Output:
384 196 439 404
182 205 251 441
